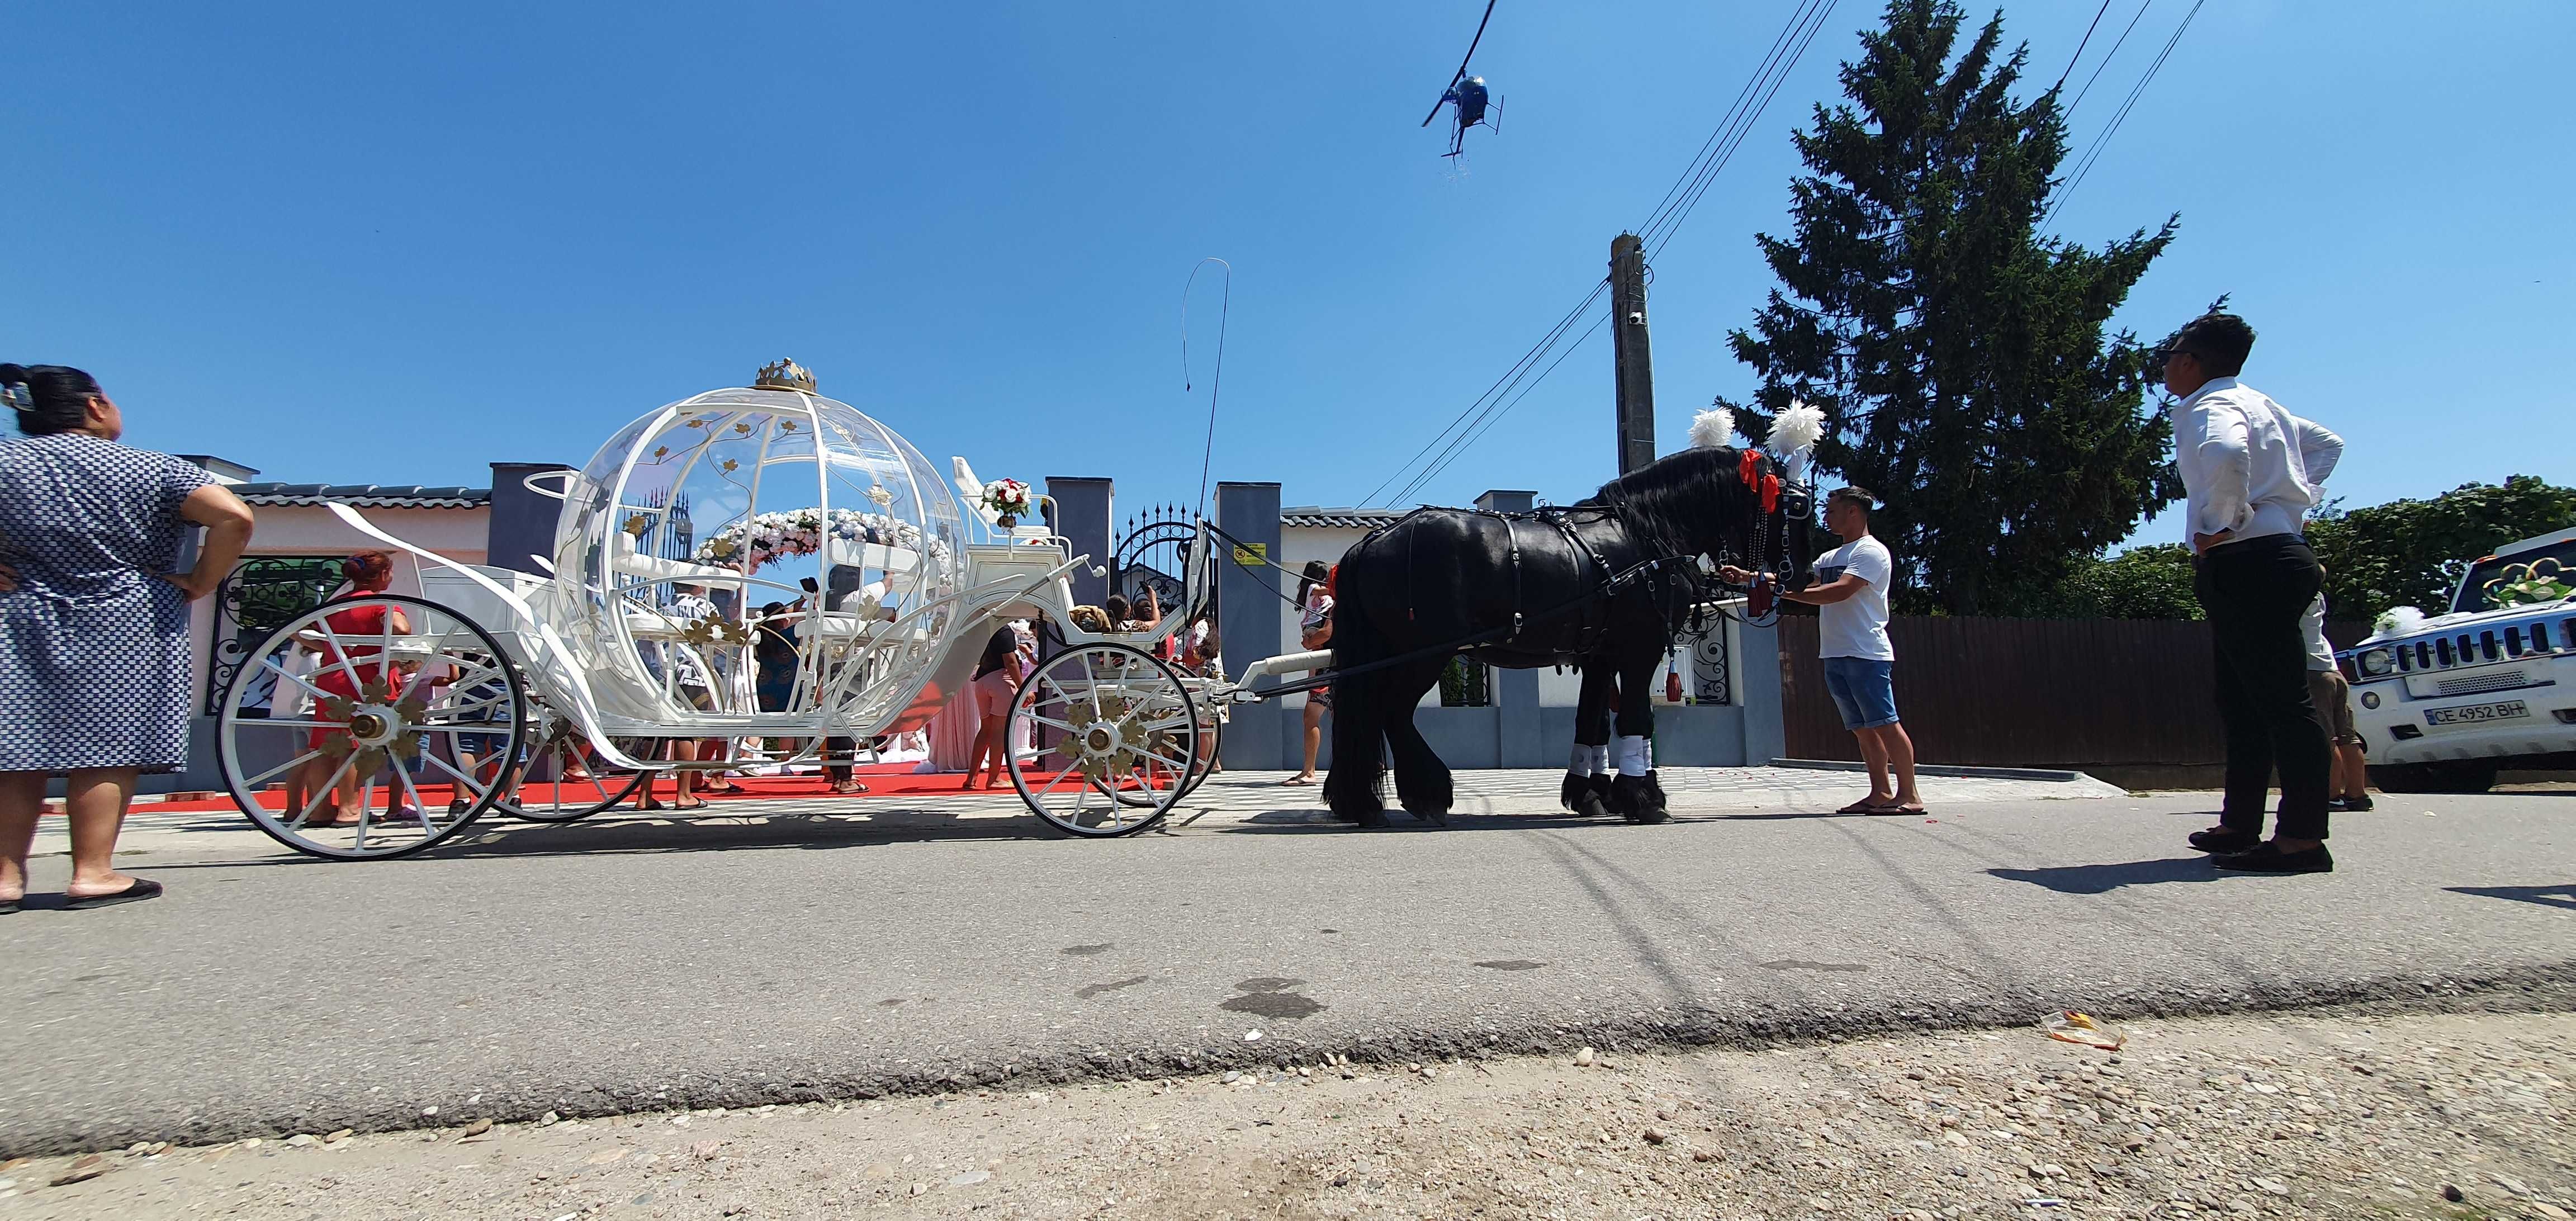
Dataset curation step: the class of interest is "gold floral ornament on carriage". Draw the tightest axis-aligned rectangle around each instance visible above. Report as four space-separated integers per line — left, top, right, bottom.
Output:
547 359 970 732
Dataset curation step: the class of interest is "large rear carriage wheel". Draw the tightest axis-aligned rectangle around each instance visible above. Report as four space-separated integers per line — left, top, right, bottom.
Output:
215 595 527 860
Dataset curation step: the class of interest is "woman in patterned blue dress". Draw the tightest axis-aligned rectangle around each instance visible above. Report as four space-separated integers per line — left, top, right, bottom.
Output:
0 364 255 912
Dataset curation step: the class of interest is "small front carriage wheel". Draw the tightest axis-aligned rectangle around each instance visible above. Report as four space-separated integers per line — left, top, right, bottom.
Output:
499 709 650 823
1007 642 1200 837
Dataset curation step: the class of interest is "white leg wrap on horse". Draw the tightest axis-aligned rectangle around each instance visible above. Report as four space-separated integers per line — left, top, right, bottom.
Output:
1615 735 1650 777
1568 743 1593 777
1590 744 1611 774
1643 737 1655 773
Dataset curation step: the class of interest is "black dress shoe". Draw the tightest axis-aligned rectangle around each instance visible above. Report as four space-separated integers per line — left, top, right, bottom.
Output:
2212 842 2334 873
2187 826 2260 854
2333 795 2374 812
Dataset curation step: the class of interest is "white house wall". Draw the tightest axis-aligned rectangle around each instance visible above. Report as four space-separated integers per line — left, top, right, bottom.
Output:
247 504 491 564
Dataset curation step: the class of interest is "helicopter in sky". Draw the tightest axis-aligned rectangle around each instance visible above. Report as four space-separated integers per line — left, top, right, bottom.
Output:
1420 1 1503 159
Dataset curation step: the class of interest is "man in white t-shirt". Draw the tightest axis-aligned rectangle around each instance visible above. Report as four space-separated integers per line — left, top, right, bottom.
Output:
1725 486 1919 814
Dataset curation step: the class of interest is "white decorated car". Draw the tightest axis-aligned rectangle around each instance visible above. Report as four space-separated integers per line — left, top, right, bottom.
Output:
2340 527 2576 792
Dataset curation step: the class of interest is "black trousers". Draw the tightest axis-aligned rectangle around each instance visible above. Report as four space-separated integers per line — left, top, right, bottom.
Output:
2194 533 2332 840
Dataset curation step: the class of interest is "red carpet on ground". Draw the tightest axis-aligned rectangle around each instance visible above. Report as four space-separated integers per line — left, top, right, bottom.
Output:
119 762 1167 815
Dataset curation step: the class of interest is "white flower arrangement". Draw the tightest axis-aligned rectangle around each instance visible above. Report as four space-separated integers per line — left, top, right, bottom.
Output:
981 478 1033 519
695 507 951 571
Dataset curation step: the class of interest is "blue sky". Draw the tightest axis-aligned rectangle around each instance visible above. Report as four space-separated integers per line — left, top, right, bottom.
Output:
7 1 2569 550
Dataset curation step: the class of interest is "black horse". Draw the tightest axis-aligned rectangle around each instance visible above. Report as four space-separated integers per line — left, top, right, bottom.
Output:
1322 444 1801 828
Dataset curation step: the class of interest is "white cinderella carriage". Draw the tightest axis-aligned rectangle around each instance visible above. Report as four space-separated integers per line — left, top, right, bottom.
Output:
215 361 1221 859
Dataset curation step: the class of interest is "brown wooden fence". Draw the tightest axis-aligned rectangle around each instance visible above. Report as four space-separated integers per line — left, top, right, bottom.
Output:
1777 616 2371 770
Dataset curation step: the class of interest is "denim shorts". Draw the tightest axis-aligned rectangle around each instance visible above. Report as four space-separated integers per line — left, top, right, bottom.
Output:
1821 656 1899 730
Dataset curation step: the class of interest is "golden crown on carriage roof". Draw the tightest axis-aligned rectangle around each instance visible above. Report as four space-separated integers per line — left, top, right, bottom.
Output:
754 358 817 393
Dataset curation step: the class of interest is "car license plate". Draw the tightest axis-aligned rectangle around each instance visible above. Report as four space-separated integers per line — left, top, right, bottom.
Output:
2426 700 2528 726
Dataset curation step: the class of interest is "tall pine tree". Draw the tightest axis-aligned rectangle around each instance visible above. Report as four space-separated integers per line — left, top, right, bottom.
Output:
1723 0 2180 614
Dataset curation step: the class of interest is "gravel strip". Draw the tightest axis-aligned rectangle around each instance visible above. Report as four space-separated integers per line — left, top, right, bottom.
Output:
4 1007 2568 1219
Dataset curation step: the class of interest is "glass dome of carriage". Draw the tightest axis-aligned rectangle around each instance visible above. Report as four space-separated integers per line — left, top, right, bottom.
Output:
556 366 968 617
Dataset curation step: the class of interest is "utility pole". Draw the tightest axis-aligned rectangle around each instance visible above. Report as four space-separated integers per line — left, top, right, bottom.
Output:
1609 232 1656 474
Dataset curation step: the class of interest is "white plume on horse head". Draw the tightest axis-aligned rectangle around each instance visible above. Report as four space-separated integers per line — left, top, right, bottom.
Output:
1764 400 1826 457
1688 406 1736 451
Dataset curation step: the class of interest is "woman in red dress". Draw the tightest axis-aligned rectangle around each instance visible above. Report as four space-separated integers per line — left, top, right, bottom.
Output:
289 553 410 826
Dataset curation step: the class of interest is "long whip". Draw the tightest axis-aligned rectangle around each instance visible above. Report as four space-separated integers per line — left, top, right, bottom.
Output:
1182 257 1233 520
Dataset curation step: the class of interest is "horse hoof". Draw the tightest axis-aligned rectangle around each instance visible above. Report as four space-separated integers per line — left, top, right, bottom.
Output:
1408 806 1449 826
1353 809 1392 829
1574 793 1612 819
1609 772 1668 823
1557 773 1589 813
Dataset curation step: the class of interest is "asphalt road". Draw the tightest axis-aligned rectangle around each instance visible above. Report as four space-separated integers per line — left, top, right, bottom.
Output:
3 774 2570 1157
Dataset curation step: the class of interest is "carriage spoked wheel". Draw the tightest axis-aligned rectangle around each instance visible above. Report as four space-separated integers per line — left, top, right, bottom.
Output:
498 708 648 823
1007 642 1200 837
215 595 528 861
1105 687 1223 807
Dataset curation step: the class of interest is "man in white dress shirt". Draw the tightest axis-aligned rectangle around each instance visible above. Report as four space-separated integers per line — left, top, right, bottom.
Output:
2161 312 2345 873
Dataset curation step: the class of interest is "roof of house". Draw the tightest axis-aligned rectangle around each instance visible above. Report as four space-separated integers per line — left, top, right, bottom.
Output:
232 482 491 510
1280 507 1407 530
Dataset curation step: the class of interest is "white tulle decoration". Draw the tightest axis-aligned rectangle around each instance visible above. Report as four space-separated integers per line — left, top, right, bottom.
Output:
1688 406 1736 449
1765 400 1826 456
2374 605 2428 637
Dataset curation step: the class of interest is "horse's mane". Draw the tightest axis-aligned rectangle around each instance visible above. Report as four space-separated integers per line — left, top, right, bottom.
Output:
1588 445 1765 553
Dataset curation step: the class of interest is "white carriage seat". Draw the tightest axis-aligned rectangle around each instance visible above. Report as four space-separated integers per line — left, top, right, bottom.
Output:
610 532 753 590
813 576 893 641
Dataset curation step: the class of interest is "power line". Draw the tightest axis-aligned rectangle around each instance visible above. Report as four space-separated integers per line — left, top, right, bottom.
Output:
2064 0 2156 119
2054 0 2116 91
2046 0 2206 226
1394 314 1608 503
1362 278 1608 506
1646 0 1837 262
1634 0 1830 247
1358 278 1608 505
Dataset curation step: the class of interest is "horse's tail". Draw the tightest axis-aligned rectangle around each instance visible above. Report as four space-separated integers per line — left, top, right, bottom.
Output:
1319 541 1388 822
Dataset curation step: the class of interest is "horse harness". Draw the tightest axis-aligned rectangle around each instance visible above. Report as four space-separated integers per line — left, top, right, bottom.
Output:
1372 501 1707 661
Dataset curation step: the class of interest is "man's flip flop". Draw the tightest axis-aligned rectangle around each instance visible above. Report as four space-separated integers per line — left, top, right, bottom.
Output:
1279 777 1317 787
1835 799 1887 813
1868 804 1928 816
65 878 163 911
